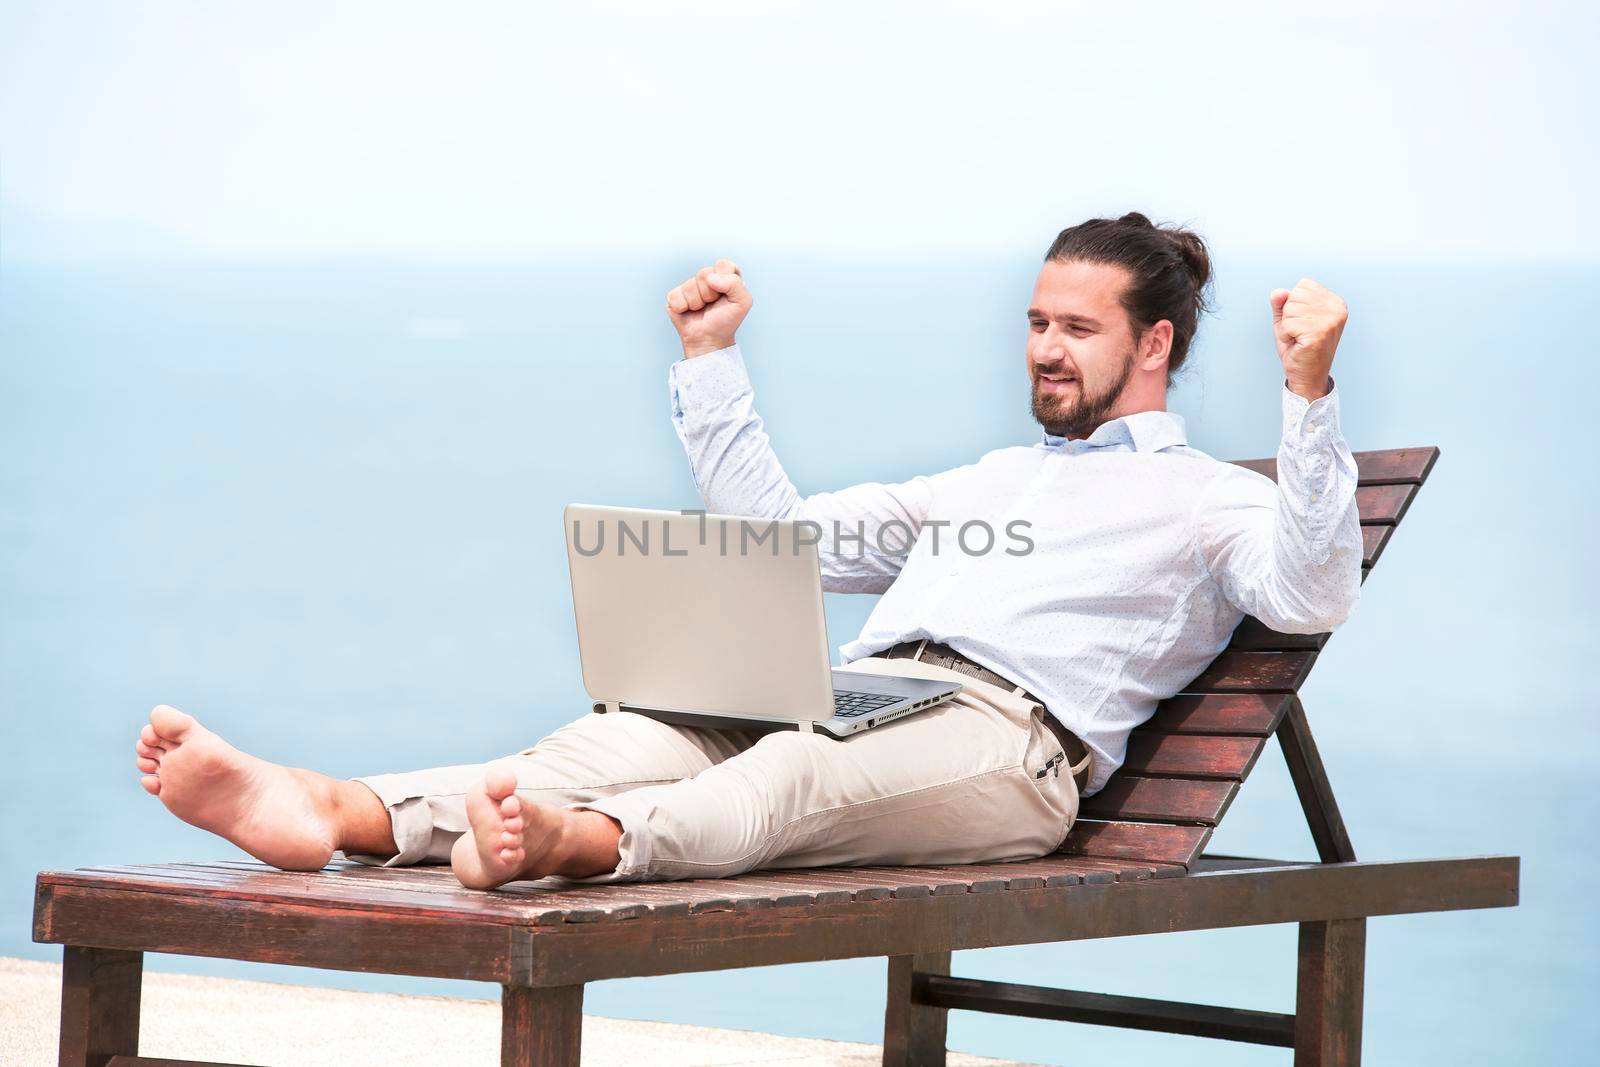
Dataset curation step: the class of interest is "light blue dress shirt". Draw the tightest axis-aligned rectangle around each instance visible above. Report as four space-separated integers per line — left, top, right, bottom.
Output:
668 344 1363 796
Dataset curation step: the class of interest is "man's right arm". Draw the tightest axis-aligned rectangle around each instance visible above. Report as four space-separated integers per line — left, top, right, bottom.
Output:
664 262 941 593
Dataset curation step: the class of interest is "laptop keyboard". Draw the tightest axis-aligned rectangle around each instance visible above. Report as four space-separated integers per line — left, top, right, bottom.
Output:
832 690 903 718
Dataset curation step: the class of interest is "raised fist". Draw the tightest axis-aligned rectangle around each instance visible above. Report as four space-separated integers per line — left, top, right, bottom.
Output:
666 258 753 358
1269 278 1348 401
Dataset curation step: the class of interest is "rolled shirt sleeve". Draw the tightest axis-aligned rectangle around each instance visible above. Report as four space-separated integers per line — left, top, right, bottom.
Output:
1191 379 1364 634
668 343 940 593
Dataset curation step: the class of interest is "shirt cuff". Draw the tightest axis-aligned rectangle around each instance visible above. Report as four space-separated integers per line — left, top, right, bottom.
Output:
667 343 751 418
1280 375 1341 447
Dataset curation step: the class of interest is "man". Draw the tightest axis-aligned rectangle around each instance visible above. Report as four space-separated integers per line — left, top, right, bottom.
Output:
132 213 1360 891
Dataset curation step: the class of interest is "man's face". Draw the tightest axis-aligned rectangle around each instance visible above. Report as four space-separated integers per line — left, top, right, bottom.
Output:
1026 259 1141 439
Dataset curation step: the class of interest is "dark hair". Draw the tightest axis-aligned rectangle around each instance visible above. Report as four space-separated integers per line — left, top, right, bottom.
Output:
1043 212 1213 382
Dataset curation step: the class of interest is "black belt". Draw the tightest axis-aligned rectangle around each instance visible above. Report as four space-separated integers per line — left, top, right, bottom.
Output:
880 640 1091 794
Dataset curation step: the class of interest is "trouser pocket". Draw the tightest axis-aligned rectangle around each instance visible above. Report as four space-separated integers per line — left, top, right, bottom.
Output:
1020 704 1079 847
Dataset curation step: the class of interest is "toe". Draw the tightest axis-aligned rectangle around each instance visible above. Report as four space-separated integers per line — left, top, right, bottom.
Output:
149 704 195 742
139 724 163 749
135 739 162 759
137 757 158 774
483 764 519 802
140 774 161 795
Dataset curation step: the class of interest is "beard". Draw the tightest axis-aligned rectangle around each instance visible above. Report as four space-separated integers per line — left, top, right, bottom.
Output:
1030 345 1137 439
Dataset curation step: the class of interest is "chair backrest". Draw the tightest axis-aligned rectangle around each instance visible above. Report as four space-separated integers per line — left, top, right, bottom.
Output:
1060 447 1439 870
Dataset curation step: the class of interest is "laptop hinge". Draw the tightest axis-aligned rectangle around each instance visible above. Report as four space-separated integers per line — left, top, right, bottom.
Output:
799 720 815 733
594 701 621 715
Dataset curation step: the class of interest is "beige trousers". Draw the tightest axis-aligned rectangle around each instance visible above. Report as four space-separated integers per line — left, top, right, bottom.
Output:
347 655 1088 882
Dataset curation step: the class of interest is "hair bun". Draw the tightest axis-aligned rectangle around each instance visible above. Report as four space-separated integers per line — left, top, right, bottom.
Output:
1164 228 1212 291
1117 211 1155 229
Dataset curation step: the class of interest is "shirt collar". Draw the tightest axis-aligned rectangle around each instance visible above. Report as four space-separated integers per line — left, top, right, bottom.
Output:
1041 408 1188 453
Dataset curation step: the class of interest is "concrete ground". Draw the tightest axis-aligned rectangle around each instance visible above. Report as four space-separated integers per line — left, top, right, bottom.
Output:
1 956 1037 1066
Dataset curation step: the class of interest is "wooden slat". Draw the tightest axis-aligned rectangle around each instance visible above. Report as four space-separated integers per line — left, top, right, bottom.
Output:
1222 463 1414 524
1057 820 1213 869
1079 776 1238 826
170 862 649 925
845 866 1030 896
743 868 897 901
1362 523 1395 567
1231 446 1438 486
1354 446 1439 484
1062 855 1189 880
1183 650 1315 693
1226 618 1329 652
1356 483 1415 525
1122 733 1266 780
1149 693 1289 734
60 864 552 925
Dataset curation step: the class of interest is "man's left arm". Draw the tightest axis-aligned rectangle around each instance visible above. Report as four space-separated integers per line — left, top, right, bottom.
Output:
1193 279 1364 635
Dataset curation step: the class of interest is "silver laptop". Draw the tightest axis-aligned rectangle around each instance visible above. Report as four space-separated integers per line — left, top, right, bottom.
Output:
563 504 961 737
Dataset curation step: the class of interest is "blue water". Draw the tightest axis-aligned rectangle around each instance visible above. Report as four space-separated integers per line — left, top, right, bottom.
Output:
3 255 1594 1064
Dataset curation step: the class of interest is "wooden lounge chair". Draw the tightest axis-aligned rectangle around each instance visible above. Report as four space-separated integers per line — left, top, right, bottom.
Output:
34 445 1519 1067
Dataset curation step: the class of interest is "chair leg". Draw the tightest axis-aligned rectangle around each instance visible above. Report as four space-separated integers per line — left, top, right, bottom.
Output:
58 945 142 1067
1295 918 1366 1066
501 982 582 1067
883 951 951 1067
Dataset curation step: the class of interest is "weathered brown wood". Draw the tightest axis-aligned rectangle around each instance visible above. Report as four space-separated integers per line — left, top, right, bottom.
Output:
884 952 950 1067
1053 856 1173 880
916 975 1296 1046
1184 650 1316 693
507 857 1517 986
736 868 896 901
1056 820 1213 869
36 882 530 984
907 856 1161 885
1355 483 1415 525
1230 446 1438 487
67 863 560 924
842 866 1012 896
60 946 142 1067
33 856 1518 991
1360 523 1394 568
298 860 693 921
1148 693 1289 734
1227 618 1330 652
1295 918 1366 1066
1080 776 1239 826
1122 732 1266 780
502 983 582 1067
1191 854 1304 873
864 857 1108 889
1278 696 1357 864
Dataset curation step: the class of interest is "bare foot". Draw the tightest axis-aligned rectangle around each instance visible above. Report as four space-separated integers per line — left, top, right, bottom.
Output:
451 764 564 889
135 705 339 871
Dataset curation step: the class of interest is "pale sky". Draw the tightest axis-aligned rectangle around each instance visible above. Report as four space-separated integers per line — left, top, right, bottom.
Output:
1 1 1595 262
